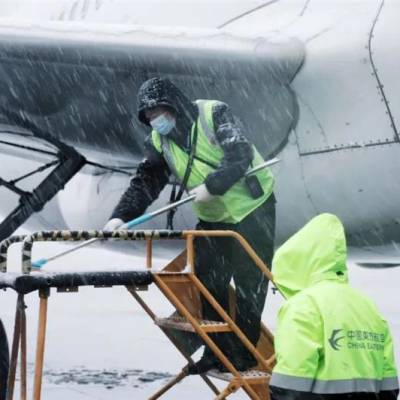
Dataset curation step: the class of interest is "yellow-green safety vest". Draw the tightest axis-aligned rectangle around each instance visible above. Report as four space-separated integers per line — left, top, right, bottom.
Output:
151 99 274 223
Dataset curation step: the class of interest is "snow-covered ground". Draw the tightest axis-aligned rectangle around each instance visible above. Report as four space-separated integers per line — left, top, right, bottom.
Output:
1 240 399 399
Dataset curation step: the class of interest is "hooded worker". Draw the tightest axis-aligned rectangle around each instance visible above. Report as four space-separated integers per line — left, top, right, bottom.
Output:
104 77 276 373
270 213 399 399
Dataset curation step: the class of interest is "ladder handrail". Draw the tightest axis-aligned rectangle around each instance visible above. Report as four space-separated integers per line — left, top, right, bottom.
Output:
19 229 183 274
0 228 280 297
183 230 277 289
2 228 278 399
0 235 27 273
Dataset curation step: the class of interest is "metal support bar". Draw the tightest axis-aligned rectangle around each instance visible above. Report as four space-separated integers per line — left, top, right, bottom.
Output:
33 289 49 400
20 298 27 400
0 177 29 196
6 295 24 400
0 146 85 242
146 239 152 269
10 160 59 185
214 382 240 400
126 287 220 397
148 368 188 400
186 234 194 273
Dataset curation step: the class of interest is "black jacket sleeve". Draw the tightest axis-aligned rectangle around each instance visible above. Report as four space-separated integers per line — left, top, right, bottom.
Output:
204 102 253 196
110 135 170 222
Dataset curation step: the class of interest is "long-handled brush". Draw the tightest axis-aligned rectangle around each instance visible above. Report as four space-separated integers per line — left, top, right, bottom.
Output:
32 157 280 269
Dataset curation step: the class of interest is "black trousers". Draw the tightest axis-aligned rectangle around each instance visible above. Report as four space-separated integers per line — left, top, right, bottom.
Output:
194 194 276 363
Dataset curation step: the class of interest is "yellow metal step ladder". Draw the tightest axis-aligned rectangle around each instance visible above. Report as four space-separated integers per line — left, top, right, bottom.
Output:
130 230 276 400
1 229 277 400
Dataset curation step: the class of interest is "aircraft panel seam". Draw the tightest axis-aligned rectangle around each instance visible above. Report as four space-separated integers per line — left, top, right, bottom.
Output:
293 128 320 214
299 139 399 157
272 0 314 35
368 0 399 142
299 0 312 17
296 94 329 148
217 0 280 29
305 27 332 43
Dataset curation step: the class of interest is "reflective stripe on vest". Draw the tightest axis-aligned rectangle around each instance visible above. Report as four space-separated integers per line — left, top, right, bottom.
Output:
151 99 274 223
270 373 399 394
158 99 215 183
196 99 215 142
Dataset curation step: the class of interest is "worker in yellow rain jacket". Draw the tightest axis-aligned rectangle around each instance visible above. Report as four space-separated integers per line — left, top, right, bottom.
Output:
270 213 399 399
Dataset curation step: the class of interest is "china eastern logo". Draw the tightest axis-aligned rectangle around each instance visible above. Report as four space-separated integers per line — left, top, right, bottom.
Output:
328 329 345 350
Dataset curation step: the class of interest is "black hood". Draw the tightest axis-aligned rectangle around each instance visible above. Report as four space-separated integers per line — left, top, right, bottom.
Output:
137 77 197 126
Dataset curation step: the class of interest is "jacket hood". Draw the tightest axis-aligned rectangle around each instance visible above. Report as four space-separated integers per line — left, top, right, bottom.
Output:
272 213 348 299
137 77 197 126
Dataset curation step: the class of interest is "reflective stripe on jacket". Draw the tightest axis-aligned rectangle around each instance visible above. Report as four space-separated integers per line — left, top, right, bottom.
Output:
271 214 399 395
151 99 274 223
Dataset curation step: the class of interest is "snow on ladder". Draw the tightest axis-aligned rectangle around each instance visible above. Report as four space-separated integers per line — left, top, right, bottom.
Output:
0 229 277 400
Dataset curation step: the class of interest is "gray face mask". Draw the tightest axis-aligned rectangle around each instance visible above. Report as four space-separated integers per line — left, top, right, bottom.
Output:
150 113 176 136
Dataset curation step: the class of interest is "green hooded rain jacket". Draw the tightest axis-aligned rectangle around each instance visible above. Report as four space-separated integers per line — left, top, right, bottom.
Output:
270 213 399 399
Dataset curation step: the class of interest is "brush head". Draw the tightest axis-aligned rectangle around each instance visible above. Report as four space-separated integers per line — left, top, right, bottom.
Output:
32 258 47 269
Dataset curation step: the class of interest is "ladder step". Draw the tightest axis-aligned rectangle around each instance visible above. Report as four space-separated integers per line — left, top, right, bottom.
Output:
207 368 270 383
155 317 231 333
155 273 192 284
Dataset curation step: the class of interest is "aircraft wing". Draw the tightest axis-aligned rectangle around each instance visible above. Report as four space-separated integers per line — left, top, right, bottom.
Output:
349 246 400 269
356 262 400 269
0 20 304 239
0 21 305 163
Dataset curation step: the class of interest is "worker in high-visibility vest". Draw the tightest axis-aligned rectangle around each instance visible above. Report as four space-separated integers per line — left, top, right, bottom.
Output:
105 77 276 373
270 213 399 399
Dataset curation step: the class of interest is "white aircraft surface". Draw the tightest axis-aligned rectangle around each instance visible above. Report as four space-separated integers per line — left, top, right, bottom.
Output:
0 0 399 398
0 0 399 259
